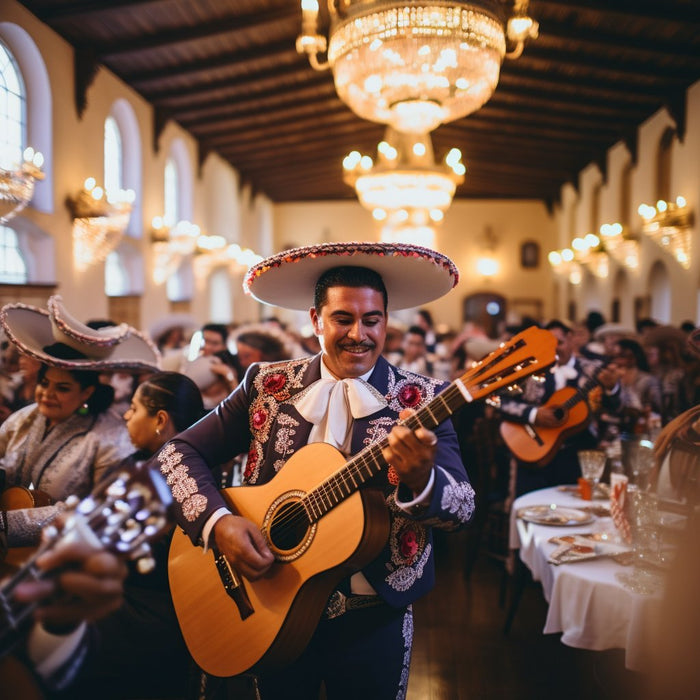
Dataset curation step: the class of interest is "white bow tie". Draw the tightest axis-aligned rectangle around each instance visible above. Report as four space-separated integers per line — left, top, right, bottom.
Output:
552 364 577 390
294 377 387 452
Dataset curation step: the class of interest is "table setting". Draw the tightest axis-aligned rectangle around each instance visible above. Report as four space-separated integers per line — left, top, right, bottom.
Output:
508 444 687 672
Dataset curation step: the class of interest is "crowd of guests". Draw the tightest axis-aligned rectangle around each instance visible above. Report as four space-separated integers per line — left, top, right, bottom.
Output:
0 290 697 697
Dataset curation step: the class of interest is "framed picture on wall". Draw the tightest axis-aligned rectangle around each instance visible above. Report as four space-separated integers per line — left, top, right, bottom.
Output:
520 240 540 269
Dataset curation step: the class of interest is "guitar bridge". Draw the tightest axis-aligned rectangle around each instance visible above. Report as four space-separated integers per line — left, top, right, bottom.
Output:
214 551 255 620
525 423 544 446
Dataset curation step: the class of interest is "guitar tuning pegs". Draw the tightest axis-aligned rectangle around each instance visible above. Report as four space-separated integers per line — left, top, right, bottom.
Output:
65 494 80 509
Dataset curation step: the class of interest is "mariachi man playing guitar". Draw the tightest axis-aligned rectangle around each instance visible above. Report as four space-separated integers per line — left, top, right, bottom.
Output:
496 319 621 496
158 242 479 700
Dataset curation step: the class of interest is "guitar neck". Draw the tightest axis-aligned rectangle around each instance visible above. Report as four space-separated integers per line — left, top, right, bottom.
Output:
303 331 554 522
560 366 604 411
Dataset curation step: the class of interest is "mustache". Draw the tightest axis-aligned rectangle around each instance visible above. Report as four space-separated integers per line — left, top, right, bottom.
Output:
340 342 375 351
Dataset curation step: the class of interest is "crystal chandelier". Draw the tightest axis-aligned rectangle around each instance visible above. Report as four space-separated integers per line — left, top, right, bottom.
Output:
599 222 640 270
68 178 134 269
0 147 45 223
297 1 537 133
638 196 693 269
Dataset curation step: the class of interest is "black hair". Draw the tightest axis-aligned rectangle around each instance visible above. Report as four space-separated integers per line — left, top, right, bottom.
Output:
39 342 114 415
416 309 433 327
680 320 696 334
136 371 205 432
313 266 388 312
544 319 573 335
236 331 288 362
616 338 650 372
86 319 117 330
201 323 229 345
407 325 427 339
636 317 659 334
584 311 606 333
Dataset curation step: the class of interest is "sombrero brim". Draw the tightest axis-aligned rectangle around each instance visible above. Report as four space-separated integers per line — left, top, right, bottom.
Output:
1 303 160 372
244 241 459 311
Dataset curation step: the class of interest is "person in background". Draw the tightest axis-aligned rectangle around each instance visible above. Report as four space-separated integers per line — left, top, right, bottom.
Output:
64 371 206 699
496 319 620 495
414 308 437 354
155 242 474 699
0 295 159 549
395 325 432 376
233 326 290 376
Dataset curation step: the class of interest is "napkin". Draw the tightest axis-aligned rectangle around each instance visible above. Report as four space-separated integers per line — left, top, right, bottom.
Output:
610 475 632 544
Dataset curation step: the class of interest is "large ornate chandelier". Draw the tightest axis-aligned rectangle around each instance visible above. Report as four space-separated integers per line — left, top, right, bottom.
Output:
0 147 45 223
297 1 537 133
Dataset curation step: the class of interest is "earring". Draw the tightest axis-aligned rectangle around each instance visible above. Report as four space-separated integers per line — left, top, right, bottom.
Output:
78 402 89 416
156 428 161 436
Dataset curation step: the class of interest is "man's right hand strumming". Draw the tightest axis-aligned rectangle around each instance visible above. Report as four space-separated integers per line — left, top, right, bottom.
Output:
213 514 274 581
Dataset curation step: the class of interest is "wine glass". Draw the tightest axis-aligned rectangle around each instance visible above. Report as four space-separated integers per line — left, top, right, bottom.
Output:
578 449 607 497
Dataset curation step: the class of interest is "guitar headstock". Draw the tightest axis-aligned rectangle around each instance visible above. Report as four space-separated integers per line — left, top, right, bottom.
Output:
459 326 557 401
50 463 173 569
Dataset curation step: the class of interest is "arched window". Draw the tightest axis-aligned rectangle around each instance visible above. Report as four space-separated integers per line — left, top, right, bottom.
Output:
0 224 27 282
104 115 123 196
656 127 675 204
0 39 25 167
164 157 179 227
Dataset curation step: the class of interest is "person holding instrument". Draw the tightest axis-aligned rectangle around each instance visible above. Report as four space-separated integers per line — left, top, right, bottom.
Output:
157 242 475 700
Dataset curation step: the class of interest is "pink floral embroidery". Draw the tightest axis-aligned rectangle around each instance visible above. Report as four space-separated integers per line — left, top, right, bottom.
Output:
399 527 419 562
244 447 258 480
387 466 400 486
262 372 288 399
252 409 268 431
398 384 422 408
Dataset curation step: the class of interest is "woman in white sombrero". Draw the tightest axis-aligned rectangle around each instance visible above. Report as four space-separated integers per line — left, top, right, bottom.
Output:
0 295 160 550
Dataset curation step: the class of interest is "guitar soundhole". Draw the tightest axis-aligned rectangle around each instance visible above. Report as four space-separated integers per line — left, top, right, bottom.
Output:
268 499 310 553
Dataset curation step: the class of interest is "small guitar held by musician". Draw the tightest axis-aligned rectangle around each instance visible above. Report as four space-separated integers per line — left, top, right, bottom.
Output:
168 326 557 678
499 365 607 467
0 463 173 659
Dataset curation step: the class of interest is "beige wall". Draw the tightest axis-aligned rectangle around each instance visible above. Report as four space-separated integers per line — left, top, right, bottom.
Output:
273 199 557 331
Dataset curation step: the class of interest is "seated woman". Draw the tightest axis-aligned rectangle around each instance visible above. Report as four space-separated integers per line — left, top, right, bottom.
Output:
66 371 206 699
0 295 159 550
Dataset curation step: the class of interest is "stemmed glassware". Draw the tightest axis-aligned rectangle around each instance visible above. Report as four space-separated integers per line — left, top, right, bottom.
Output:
578 449 607 497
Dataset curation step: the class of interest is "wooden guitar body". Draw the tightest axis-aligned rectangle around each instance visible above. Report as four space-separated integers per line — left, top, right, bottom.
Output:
0 487 53 570
168 442 390 678
499 386 591 467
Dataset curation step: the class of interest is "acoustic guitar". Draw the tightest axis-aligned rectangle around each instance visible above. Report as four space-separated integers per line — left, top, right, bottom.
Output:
499 367 604 467
0 462 174 659
168 326 557 678
0 487 53 571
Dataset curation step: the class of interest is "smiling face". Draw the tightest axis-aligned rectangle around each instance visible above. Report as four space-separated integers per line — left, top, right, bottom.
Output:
310 286 387 379
36 367 95 426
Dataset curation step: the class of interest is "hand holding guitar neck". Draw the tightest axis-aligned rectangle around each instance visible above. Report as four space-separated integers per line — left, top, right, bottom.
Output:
0 463 173 658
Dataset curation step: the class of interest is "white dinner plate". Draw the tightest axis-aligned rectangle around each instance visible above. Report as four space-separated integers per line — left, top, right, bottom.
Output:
517 504 594 527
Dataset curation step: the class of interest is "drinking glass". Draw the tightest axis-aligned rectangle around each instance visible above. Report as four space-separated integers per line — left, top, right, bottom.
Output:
578 449 607 496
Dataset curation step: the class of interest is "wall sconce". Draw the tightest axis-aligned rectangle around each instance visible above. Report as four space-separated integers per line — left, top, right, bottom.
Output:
0 147 45 223
599 222 640 270
67 178 134 270
570 232 609 278
638 196 693 269
548 247 583 284
151 216 262 283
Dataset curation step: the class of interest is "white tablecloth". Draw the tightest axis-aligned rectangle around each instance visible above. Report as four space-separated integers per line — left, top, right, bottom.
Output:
510 486 663 672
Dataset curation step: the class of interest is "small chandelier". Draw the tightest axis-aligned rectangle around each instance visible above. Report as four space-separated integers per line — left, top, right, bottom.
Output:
297 0 537 133
638 197 693 269
343 126 464 213
0 147 45 223
547 248 582 285
67 178 134 270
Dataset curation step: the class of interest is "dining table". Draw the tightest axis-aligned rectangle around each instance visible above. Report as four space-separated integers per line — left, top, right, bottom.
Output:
508 485 666 673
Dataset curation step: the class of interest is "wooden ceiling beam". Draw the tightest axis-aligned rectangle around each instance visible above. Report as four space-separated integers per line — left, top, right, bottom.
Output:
123 40 296 85
533 0 700 25
40 0 164 20
99 5 299 58
148 61 316 103
173 78 336 123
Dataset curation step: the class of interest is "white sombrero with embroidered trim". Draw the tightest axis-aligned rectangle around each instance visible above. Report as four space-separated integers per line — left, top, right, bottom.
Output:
0 295 160 372
243 241 459 311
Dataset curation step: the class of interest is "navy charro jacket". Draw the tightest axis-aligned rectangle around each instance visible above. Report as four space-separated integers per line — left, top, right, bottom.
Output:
157 353 475 608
